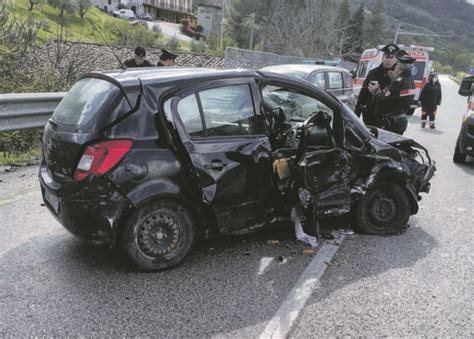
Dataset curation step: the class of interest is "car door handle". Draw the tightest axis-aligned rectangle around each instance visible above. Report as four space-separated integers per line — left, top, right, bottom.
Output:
204 160 227 170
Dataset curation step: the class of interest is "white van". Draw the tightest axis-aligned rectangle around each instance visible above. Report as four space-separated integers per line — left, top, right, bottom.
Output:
113 9 136 20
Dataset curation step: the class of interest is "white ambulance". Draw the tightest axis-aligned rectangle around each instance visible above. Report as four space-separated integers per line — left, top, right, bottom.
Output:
353 45 434 114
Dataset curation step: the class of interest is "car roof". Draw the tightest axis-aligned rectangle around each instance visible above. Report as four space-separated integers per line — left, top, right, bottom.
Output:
98 67 257 85
82 67 342 108
261 64 349 75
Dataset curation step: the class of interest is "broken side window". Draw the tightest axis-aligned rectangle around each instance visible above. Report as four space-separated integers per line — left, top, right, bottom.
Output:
261 85 334 126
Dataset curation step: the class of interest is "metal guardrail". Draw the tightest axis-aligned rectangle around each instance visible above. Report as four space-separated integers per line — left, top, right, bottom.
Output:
0 93 66 132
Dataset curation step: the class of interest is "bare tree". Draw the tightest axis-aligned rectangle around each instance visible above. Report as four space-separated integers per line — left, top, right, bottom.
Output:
77 0 91 19
257 0 340 58
29 0 46 11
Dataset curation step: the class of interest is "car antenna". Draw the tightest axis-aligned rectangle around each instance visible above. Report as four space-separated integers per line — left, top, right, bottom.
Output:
87 18 127 71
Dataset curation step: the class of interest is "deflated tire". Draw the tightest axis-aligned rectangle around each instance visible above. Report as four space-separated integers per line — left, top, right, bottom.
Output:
355 181 410 235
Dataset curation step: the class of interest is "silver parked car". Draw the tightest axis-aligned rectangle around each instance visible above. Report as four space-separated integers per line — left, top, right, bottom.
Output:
261 64 357 110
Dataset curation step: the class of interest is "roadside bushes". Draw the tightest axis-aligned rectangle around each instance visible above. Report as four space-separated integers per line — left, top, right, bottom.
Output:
113 22 161 47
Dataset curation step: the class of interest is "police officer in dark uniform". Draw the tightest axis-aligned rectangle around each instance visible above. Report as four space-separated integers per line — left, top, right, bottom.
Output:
123 46 152 68
370 50 416 135
157 49 178 66
355 43 399 126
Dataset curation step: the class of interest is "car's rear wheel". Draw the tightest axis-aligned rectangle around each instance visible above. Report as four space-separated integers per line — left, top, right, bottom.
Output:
453 138 466 163
121 200 195 271
354 181 410 235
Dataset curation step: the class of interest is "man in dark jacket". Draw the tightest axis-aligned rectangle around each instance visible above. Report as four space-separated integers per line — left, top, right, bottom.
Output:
370 50 416 135
419 73 442 129
123 46 152 68
355 43 399 126
157 49 178 66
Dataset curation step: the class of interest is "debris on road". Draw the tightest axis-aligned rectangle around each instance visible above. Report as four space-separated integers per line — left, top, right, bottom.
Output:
321 233 335 240
267 240 280 245
292 207 318 248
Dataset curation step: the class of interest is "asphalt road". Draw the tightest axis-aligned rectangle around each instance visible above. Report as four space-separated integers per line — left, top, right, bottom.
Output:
0 76 472 337
290 75 474 337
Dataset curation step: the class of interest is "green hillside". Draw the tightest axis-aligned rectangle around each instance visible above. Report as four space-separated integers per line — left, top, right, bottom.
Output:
6 0 130 45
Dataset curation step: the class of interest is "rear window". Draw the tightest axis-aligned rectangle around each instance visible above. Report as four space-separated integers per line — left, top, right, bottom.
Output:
52 78 123 131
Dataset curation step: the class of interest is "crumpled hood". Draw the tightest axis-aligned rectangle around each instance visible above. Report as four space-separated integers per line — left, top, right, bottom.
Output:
376 128 415 146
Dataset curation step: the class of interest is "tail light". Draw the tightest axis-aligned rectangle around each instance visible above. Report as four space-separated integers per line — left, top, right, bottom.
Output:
74 140 133 181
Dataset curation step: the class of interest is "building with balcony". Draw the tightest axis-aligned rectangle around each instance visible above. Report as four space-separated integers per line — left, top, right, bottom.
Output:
93 0 144 14
143 0 193 22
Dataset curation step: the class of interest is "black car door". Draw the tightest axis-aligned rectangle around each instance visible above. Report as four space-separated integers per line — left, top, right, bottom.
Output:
166 78 272 233
259 81 352 215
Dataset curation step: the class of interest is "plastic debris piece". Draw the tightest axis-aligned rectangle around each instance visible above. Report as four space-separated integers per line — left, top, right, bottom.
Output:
267 240 280 245
303 248 315 254
291 207 318 248
340 228 354 235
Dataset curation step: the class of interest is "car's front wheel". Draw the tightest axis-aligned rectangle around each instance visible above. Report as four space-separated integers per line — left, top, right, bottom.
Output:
354 181 410 235
453 138 466 163
121 200 195 271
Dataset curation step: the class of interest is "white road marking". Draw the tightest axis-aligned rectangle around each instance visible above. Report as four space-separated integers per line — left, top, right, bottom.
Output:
259 232 345 338
258 257 275 276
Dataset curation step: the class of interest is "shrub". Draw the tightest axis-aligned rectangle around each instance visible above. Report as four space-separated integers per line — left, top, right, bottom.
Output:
190 40 207 53
152 24 161 34
165 35 180 51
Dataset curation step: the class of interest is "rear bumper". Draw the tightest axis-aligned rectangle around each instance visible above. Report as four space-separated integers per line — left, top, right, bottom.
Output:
458 118 474 156
39 163 130 246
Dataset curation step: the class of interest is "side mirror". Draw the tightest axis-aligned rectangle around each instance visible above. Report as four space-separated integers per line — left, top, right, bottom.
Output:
458 76 474 97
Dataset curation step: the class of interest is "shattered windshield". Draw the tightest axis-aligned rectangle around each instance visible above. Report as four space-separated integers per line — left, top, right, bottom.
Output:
262 85 333 121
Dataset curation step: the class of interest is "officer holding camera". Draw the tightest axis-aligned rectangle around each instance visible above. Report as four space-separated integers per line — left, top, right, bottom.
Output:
355 43 399 126
369 50 416 135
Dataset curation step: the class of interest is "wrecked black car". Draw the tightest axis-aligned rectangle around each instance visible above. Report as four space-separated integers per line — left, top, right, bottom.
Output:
39 68 435 271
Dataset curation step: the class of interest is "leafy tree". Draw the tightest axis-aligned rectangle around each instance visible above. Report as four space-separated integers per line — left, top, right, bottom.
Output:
47 0 78 18
344 3 365 53
365 0 386 46
77 0 91 19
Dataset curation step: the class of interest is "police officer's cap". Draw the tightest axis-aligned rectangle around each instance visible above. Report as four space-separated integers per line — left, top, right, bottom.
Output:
396 50 416 64
381 43 400 56
134 46 146 57
160 49 178 61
